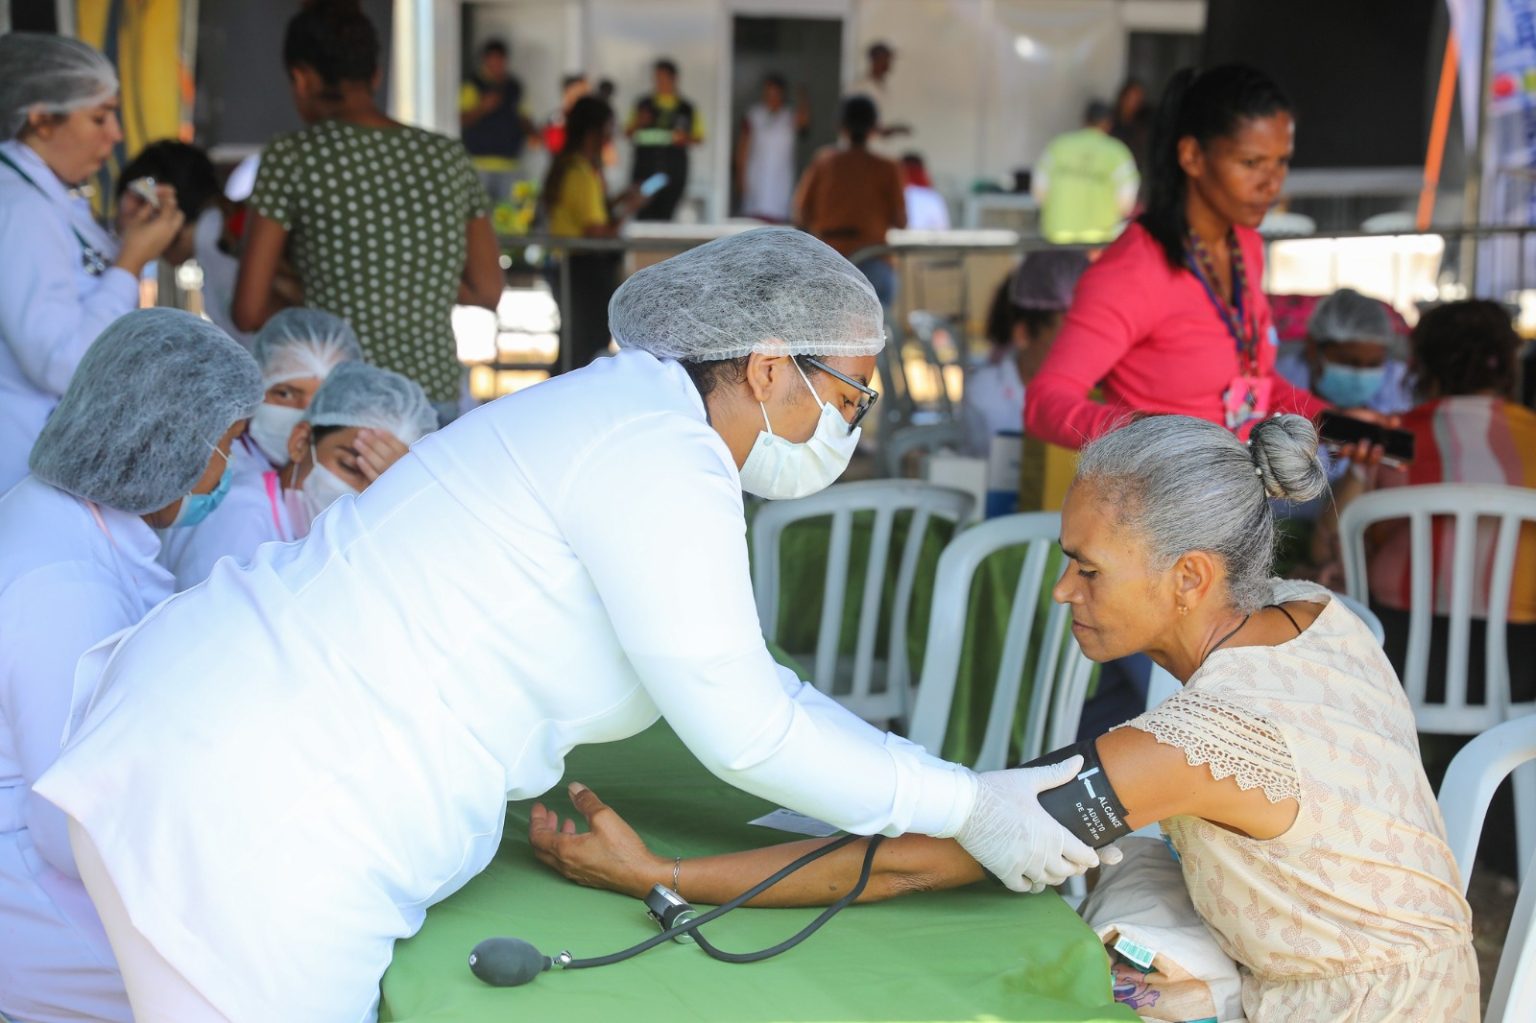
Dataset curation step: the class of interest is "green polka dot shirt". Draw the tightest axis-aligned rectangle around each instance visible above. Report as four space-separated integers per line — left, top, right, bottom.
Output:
250 120 491 403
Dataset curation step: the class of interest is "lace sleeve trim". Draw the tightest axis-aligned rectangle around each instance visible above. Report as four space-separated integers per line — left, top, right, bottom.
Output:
1116 690 1301 804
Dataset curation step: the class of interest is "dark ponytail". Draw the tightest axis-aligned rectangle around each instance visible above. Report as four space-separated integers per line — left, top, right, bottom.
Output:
283 0 380 96
1138 63 1292 269
541 96 613 212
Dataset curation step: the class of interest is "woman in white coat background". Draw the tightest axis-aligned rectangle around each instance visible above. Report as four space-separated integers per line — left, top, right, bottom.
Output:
39 229 1101 1023
160 360 436 590
0 33 186 491
0 309 261 1023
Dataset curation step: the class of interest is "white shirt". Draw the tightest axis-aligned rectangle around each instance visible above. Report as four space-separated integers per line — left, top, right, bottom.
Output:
0 477 171 1023
158 440 296 591
38 349 975 1022
903 184 951 231
961 355 1027 457
742 104 797 221
0 142 138 493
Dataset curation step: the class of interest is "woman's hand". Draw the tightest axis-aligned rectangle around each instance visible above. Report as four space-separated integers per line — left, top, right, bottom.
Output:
115 184 185 275
353 429 411 484
529 782 669 899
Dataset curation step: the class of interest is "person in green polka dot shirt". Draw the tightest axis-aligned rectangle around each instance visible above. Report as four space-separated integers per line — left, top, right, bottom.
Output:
234 0 503 418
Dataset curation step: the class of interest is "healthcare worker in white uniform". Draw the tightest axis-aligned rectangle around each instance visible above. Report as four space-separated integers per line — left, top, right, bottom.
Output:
0 34 186 491
39 229 1101 1023
0 309 260 1023
160 361 436 589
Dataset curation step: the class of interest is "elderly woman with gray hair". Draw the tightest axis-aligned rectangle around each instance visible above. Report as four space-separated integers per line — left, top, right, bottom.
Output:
0 309 260 1023
532 413 1479 1022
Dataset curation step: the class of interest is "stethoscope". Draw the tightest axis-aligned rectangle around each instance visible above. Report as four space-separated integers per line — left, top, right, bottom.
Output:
0 148 113 276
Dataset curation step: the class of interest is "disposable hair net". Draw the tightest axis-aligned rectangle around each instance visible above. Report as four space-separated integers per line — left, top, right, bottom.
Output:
1308 288 1397 345
252 308 364 387
0 33 118 139
608 227 886 362
29 309 262 515
304 362 438 444
1009 250 1090 311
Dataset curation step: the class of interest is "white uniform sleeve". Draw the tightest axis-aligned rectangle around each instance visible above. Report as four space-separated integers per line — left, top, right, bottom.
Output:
557 413 976 838
0 564 140 876
772 661 951 769
0 192 138 398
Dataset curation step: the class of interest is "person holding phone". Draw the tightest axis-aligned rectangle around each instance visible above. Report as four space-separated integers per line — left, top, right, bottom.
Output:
1024 65 1327 449
542 95 648 370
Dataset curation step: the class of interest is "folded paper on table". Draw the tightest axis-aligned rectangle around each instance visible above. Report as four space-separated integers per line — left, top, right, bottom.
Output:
748 808 841 838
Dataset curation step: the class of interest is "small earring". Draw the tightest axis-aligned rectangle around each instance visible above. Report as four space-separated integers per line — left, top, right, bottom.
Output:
1177 604 1188 616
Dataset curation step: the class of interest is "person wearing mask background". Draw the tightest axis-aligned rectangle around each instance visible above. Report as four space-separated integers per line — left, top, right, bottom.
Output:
0 33 184 491
1025 65 1328 449
1275 288 1411 414
159 361 435 590
458 38 539 204
626 59 702 221
794 95 906 307
0 309 260 1023
542 95 648 369
1031 100 1139 245
735 73 808 222
234 0 503 425
962 250 1089 456
39 230 1099 1023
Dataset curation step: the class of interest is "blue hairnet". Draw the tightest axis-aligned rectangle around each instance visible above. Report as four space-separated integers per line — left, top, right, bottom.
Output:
304 362 437 444
1308 289 1397 345
252 308 364 387
0 33 118 139
29 309 262 514
1009 250 1089 311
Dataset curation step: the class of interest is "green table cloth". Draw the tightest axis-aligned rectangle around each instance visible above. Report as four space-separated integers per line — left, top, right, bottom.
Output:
379 723 1134 1023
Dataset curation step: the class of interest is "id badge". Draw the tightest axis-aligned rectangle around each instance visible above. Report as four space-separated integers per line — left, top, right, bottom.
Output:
1222 374 1272 433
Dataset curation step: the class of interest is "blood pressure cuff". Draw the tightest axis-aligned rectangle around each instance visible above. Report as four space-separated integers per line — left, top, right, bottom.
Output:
1018 739 1133 849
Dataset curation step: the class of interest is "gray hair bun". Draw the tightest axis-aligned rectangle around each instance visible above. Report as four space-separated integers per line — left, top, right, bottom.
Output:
1248 415 1328 503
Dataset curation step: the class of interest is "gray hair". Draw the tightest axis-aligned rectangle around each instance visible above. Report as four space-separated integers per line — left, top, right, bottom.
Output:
1073 414 1327 612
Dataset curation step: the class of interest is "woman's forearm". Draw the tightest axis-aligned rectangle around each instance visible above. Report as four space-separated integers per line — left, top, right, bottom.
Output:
667 834 985 908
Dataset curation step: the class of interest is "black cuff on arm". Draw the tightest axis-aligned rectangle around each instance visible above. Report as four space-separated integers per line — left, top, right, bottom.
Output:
1018 739 1133 849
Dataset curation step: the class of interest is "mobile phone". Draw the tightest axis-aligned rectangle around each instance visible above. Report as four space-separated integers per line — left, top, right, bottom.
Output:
639 172 669 198
1317 410 1415 463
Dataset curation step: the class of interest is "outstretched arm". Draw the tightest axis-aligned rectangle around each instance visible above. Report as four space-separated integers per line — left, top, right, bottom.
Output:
529 783 986 907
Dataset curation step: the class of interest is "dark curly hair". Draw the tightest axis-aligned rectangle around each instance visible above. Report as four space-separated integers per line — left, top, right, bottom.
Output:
283 0 380 98
1410 299 1521 400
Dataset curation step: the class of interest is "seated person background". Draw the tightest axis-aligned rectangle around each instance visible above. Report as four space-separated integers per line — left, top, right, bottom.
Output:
113 140 220 273
961 250 1089 456
531 413 1478 1023
0 310 260 1023
1273 287 1412 415
241 308 365 472
160 361 436 590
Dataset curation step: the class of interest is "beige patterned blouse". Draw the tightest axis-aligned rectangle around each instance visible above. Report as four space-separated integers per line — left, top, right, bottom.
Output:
1119 579 1478 1022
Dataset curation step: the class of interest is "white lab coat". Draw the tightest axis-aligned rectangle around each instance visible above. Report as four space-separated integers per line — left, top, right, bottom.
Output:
39 350 976 1023
741 104 797 221
0 477 172 1023
0 142 138 493
158 439 297 591
960 355 1026 457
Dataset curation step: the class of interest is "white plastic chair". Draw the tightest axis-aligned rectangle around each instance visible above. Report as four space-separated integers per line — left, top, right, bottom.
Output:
752 480 974 727
1339 483 1536 879
905 512 1094 771
1437 716 1536 1022
882 421 968 479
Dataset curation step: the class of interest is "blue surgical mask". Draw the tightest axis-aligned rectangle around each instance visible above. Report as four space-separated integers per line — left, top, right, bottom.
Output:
1316 362 1387 409
169 452 235 529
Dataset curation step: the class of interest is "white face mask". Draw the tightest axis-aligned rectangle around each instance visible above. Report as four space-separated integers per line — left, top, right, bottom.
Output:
298 446 359 526
248 402 306 466
738 360 861 500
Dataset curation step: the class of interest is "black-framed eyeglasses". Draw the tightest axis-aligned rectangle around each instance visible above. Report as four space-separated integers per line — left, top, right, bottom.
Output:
798 356 880 434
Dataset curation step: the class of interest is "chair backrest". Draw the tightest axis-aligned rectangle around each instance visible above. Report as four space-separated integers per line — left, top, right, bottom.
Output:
1339 483 1536 734
906 512 1095 770
752 480 974 725
1436 716 1536 1023
883 421 968 479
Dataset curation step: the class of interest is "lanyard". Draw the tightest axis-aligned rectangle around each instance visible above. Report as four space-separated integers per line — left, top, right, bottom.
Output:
0 149 111 276
1185 230 1256 375
86 500 147 608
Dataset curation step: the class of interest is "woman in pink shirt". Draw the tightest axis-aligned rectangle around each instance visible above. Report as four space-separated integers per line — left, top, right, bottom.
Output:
1026 64 1327 448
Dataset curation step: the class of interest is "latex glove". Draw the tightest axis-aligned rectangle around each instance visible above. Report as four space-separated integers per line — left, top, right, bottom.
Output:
1099 842 1125 867
955 759 1101 893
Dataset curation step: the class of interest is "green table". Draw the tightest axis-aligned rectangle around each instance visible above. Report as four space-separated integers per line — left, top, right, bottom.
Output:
380 723 1133 1023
